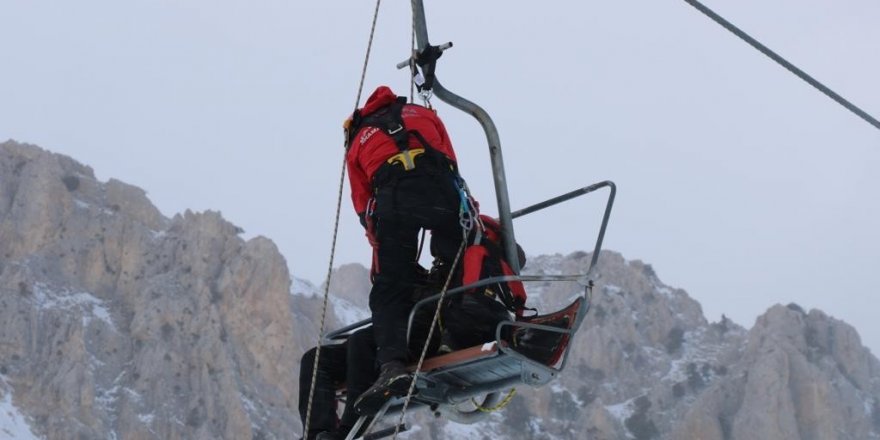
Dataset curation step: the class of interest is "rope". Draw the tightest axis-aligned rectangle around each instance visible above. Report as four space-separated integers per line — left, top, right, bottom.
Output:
386 173 478 439
392 236 467 439
388 176 478 438
410 30 416 102
409 0 417 102
471 388 517 412
302 159 347 437
303 1 383 437
415 228 426 263
682 0 880 131
354 0 384 109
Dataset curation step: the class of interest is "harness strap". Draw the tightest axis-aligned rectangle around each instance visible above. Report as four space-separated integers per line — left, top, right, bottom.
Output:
354 102 461 196
350 98 457 174
349 97 410 152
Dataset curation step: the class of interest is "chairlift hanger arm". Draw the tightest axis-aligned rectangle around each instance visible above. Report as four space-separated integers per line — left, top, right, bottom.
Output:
396 42 453 70
409 0 522 274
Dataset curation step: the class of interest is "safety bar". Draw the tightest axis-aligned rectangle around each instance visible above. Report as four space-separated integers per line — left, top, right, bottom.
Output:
405 274 588 345
321 274 586 344
322 180 616 344
404 180 615 343
512 180 616 274
323 318 372 344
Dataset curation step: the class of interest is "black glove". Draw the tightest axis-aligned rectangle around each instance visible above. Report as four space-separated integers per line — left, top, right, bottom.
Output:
358 212 368 229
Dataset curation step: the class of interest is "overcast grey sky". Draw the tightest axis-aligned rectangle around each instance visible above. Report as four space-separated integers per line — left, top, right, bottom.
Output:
2 1 878 353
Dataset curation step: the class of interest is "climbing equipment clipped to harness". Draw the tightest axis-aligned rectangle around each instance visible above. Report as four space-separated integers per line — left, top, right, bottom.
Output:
455 176 478 232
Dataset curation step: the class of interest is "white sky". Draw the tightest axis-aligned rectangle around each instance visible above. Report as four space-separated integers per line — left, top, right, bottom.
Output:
2 1 878 354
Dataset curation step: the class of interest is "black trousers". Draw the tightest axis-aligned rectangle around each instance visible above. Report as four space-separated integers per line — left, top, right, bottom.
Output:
298 309 442 439
298 328 376 439
370 174 463 365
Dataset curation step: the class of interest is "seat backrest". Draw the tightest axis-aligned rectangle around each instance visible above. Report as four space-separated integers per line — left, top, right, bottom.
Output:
508 296 584 367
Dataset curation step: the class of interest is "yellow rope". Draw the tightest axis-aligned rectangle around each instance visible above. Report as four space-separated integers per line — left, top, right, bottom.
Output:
471 388 517 412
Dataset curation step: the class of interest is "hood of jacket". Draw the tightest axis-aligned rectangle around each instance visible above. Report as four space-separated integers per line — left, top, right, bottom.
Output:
360 86 399 116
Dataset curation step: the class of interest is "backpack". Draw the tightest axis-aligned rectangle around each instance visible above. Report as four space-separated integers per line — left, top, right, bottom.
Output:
460 215 529 318
439 215 529 349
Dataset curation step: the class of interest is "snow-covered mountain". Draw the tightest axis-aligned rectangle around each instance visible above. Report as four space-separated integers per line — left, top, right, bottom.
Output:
2 140 879 439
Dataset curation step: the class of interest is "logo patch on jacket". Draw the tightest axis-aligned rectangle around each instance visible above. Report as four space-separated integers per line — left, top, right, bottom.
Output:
359 127 380 145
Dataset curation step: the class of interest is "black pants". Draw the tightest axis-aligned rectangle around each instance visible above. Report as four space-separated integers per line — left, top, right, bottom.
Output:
298 328 376 439
298 308 441 438
370 173 463 365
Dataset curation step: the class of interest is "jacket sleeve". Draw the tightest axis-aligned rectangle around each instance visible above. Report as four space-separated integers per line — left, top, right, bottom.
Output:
346 145 371 215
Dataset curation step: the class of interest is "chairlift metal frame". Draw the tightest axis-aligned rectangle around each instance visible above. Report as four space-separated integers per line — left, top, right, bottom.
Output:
321 2 617 438
325 181 615 439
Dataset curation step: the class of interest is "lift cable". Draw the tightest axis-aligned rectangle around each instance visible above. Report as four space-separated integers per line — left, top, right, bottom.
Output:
683 0 880 131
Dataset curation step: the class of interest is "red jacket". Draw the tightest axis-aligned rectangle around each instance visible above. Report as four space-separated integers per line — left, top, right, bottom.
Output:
346 86 457 215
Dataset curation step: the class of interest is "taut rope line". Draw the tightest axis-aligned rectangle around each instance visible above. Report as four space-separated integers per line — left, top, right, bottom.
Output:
303 0 383 437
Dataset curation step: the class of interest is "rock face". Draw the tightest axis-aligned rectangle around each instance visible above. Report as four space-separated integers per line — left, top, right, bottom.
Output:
673 305 880 440
0 140 301 439
498 255 880 440
2 139 879 440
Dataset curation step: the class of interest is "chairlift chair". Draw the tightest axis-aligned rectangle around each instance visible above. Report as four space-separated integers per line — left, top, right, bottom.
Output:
317 1 617 438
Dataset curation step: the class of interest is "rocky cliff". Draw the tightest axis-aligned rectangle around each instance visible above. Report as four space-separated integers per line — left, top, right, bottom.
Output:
0 140 302 439
483 254 880 440
2 139 879 440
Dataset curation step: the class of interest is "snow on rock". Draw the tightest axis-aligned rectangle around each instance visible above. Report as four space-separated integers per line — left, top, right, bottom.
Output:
330 296 370 325
291 276 319 297
31 283 115 330
605 398 636 423
0 389 42 440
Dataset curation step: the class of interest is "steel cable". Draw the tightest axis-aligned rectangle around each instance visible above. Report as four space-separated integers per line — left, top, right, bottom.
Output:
683 0 880 131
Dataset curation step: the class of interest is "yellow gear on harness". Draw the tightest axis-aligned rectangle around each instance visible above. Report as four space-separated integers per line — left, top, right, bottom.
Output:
386 148 425 170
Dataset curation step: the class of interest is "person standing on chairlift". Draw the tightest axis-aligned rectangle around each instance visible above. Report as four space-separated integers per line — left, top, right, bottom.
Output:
344 85 470 416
